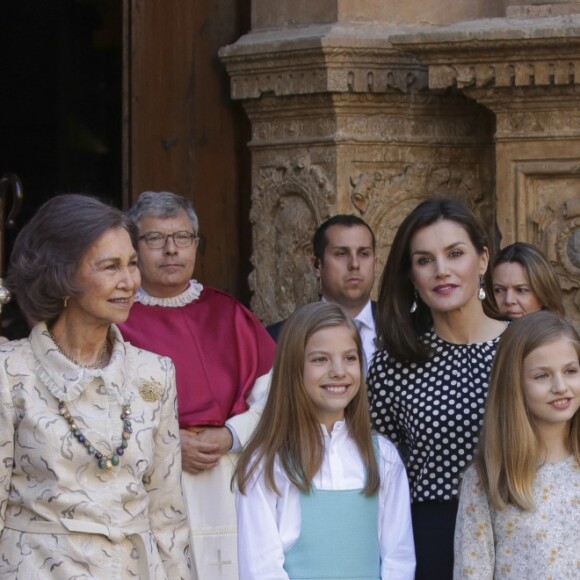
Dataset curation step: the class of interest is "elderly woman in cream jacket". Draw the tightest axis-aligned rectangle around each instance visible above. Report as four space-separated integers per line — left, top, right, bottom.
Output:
0 194 191 579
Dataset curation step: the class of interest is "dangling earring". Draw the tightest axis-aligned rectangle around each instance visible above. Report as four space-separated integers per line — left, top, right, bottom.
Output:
64 296 70 308
478 276 486 301
410 290 418 313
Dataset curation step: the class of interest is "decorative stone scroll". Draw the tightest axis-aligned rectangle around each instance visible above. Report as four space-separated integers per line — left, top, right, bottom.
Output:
500 159 580 328
349 164 488 225
537 198 580 327
349 163 493 272
249 156 336 322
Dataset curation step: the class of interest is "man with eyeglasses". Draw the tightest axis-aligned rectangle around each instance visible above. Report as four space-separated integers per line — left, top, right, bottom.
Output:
119 190 275 580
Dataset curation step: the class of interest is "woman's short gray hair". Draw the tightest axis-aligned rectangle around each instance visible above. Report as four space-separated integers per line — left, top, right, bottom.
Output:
7 194 136 323
127 191 199 235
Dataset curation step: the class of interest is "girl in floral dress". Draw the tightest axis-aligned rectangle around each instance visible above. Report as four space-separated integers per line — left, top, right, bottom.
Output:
454 310 580 579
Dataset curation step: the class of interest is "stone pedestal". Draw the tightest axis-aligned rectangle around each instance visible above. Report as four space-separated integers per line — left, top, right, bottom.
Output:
221 4 580 326
221 24 495 323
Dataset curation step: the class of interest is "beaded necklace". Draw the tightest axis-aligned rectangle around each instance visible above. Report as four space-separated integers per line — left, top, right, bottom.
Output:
46 330 131 470
58 397 132 470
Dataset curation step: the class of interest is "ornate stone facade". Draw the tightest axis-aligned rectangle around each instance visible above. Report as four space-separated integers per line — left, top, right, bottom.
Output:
221 4 580 327
391 11 580 327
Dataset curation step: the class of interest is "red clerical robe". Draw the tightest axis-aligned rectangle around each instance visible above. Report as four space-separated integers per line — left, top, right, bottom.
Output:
120 284 275 580
119 286 276 428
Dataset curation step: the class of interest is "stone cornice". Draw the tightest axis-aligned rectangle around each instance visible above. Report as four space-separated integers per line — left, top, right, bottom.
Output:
219 23 428 99
240 92 494 148
390 15 580 55
387 15 580 90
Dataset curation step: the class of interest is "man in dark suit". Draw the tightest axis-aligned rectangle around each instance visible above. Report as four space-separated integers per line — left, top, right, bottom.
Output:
267 214 378 370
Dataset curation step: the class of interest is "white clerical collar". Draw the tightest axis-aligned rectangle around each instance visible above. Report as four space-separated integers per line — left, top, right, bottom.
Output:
135 279 204 307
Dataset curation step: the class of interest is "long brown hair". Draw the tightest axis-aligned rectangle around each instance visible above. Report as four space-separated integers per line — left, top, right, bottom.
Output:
475 311 580 510
235 302 380 496
376 197 500 362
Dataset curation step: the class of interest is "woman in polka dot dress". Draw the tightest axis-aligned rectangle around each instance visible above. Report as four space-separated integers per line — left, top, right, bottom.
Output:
367 198 507 579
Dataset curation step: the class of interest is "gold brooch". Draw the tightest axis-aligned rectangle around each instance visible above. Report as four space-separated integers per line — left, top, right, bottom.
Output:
139 379 163 402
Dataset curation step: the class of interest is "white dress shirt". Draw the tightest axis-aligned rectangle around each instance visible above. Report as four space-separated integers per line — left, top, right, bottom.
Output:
354 299 377 371
236 421 416 579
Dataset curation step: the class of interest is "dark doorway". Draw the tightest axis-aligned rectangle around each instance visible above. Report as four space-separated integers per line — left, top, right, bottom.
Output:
0 0 123 234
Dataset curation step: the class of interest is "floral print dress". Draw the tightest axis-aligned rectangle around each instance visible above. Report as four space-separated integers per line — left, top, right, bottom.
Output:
454 457 580 579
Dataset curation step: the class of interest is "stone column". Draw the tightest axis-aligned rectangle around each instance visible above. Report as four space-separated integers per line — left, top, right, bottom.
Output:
391 13 580 325
220 4 498 323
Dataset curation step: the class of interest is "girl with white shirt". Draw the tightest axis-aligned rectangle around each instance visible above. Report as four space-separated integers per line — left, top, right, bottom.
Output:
234 302 415 580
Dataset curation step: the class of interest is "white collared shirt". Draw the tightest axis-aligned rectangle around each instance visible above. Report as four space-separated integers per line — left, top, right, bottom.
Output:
354 299 377 371
236 422 416 579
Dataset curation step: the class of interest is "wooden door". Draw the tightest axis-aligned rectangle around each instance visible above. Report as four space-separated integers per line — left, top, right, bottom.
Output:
124 0 252 301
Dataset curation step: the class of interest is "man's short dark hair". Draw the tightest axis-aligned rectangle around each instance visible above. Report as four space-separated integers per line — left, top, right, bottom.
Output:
312 215 376 265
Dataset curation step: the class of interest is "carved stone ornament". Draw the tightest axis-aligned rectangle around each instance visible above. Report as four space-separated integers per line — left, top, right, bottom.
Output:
348 163 494 276
219 24 429 101
387 15 580 92
249 156 335 323
530 195 580 329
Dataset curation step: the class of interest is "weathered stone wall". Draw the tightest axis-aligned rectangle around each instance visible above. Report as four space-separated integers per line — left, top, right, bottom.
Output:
221 3 580 327
251 0 508 29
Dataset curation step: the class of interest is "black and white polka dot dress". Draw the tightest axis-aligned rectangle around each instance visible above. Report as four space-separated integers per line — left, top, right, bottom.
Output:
368 328 501 503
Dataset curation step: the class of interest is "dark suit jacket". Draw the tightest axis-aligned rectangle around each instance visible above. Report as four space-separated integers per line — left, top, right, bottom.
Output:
266 300 377 343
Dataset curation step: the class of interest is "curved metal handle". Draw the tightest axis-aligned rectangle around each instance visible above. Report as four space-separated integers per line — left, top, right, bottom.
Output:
0 173 24 318
0 173 23 229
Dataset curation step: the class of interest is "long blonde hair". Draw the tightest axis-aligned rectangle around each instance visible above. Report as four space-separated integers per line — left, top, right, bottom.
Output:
475 311 580 510
235 302 380 496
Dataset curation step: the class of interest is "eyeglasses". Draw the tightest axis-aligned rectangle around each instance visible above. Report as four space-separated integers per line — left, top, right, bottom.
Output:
138 231 197 249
